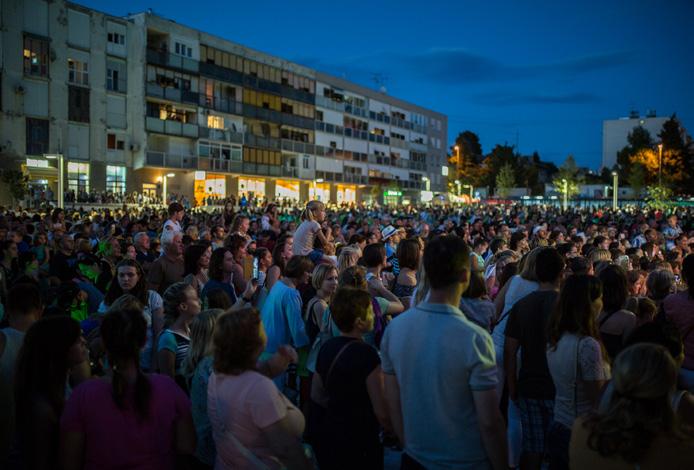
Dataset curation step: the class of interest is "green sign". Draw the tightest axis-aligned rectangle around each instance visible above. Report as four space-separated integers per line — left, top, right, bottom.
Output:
384 190 402 197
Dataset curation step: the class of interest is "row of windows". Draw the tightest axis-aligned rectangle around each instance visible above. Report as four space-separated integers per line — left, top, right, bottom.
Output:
146 102 196 123
199 140 242 161
243 90 281 111
107 32 126 46
243 148 281 165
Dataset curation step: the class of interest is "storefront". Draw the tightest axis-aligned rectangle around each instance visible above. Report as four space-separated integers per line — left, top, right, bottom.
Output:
275 179 300 201
309 182 330 202
336 184 356 204
238 177 266 200
23 157 58 201
194 171 226 205
383 189 402 206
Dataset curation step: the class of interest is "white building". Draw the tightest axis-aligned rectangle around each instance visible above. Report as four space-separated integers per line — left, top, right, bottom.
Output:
602 111 668 170
0 0 447 205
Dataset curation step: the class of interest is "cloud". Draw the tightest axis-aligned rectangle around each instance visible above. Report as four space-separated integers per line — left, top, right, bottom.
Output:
473 91 602 106
293 49 635 87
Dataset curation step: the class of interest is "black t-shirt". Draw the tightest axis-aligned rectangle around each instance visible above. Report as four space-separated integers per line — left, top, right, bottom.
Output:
504 290 558 400
315 336 381 444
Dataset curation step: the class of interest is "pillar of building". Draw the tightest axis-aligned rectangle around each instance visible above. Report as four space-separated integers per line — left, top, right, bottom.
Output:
265 179 277 202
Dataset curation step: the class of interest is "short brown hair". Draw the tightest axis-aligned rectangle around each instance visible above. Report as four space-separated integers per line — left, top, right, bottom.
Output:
331 288 371 332
362 243 386 268
283 255 313 279
424 236 470 289
397 238 421 270
213 308 263 374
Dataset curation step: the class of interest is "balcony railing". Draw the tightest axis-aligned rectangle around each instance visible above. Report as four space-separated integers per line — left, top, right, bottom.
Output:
198 62 244 85
146 83 199 105
198 127 244 144
390 137 408 149
146 117 199 138
145 151 197 169
281 139 315 155
281 167 299 178
244 133 281 150
343 173 369 184
241 163 281 177
146 48 198 73
315 95 345 112
199 95 243 115
409 141 428 152
197 156 243 173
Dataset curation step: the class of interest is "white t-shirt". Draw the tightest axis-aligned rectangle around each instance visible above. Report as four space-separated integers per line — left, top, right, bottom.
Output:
292 220 321 256
163 219 182 234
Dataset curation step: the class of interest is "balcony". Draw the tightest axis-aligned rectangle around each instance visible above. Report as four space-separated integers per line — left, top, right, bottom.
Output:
146 83 199 105
244 133 281 150
199 127 244 144
146 48 198 73
197 156 243 173
241 163 281 177
145 151 197 169
146 117 199 138
368 154 395 166
343 173 368 184
315 95 345 112
280 113 314 130
199 95 243 115
281 139 315 155
281 166 299 178
390 137 408 149
198 62 244 85
409 141 428 152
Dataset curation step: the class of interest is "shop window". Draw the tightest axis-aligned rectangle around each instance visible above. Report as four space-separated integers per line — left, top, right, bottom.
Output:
23 35 49 77
106 165 126 193
67 162 90 193
25 118 49 155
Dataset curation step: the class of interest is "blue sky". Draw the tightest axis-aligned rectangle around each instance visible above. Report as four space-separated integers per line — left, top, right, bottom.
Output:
82 0 694 169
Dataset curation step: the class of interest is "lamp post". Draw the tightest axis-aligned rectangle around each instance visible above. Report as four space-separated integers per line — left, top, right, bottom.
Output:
44 154 64 208
454 179 461 197
657 143 663 188
462 184 473 201
561 178 568 211
612 171 618 211
162 173 175 203
422 176 430 191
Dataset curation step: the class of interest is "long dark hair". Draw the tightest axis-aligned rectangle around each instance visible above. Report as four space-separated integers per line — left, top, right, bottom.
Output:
184 243 210 277
548 274 603 349
104 259 148 306
271 235 292 275
208 247 232 282
100 308 151 421
597 264 628 313
14 316 81 420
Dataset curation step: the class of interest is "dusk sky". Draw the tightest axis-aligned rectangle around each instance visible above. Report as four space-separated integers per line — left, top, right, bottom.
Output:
81 0 694 169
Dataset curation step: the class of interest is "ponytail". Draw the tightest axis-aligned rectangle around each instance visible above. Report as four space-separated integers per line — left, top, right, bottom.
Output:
301 200 323 222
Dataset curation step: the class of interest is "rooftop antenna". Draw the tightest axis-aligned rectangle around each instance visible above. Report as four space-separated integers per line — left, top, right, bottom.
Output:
372 73 389 94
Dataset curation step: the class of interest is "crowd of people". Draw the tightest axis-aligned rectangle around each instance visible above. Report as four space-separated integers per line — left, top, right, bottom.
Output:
0 197 693 469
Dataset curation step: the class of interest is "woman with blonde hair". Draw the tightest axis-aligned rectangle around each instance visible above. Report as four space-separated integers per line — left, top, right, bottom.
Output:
293 200 332 265
336 245 361 275
571 343 694 468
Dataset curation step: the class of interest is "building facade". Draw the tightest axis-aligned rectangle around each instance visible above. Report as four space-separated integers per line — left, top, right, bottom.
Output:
0 0 447 205
602 111 667 170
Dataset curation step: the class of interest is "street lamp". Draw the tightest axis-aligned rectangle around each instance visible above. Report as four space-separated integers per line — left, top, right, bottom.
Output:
162 173 175 203
454 145 461 176
454 179 461 196
561 178 568 211
612 171 618 211
462 184 473 201
422 176 430 191
44 154 64 208
657 143 663 188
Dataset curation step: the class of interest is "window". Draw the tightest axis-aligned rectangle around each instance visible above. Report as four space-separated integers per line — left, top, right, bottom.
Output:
68 86 90 122
199 140 242 161
107 133 125 150
68 58 89 86
23 35 49 77
207 115 224 129
67 162 90 193
106 165 126 193
25 118 49 155
107 32 125 45
107 59 126 92
302 155 310 169
174 42 192 58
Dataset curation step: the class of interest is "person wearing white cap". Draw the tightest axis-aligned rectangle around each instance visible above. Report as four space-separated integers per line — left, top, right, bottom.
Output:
382 225 405 276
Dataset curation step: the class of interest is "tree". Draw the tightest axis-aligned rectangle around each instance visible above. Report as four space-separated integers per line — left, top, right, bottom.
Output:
453 131 483 186
627 163 647 197
480 144 516 192
658 114 693 192
644 185 674 211
630 148 659 185
495 163 516 198
552 155 583 198
0 169 28 205
616 126 654 179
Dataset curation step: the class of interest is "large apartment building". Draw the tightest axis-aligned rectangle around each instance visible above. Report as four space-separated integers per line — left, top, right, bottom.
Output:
0 0 448 205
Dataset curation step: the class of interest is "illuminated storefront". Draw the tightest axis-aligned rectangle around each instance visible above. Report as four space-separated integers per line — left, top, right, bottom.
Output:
309 182 330 202
336 184 356 204
238 177 266 199
383 189 402 206
275 180 300 201
194 171 226 205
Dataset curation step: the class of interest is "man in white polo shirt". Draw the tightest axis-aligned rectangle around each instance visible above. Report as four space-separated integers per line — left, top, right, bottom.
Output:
163 202 184 234
381 235 507 470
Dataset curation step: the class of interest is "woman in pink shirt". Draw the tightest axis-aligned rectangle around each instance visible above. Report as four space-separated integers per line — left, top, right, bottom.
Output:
60 308 195 470
208 308 312 469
